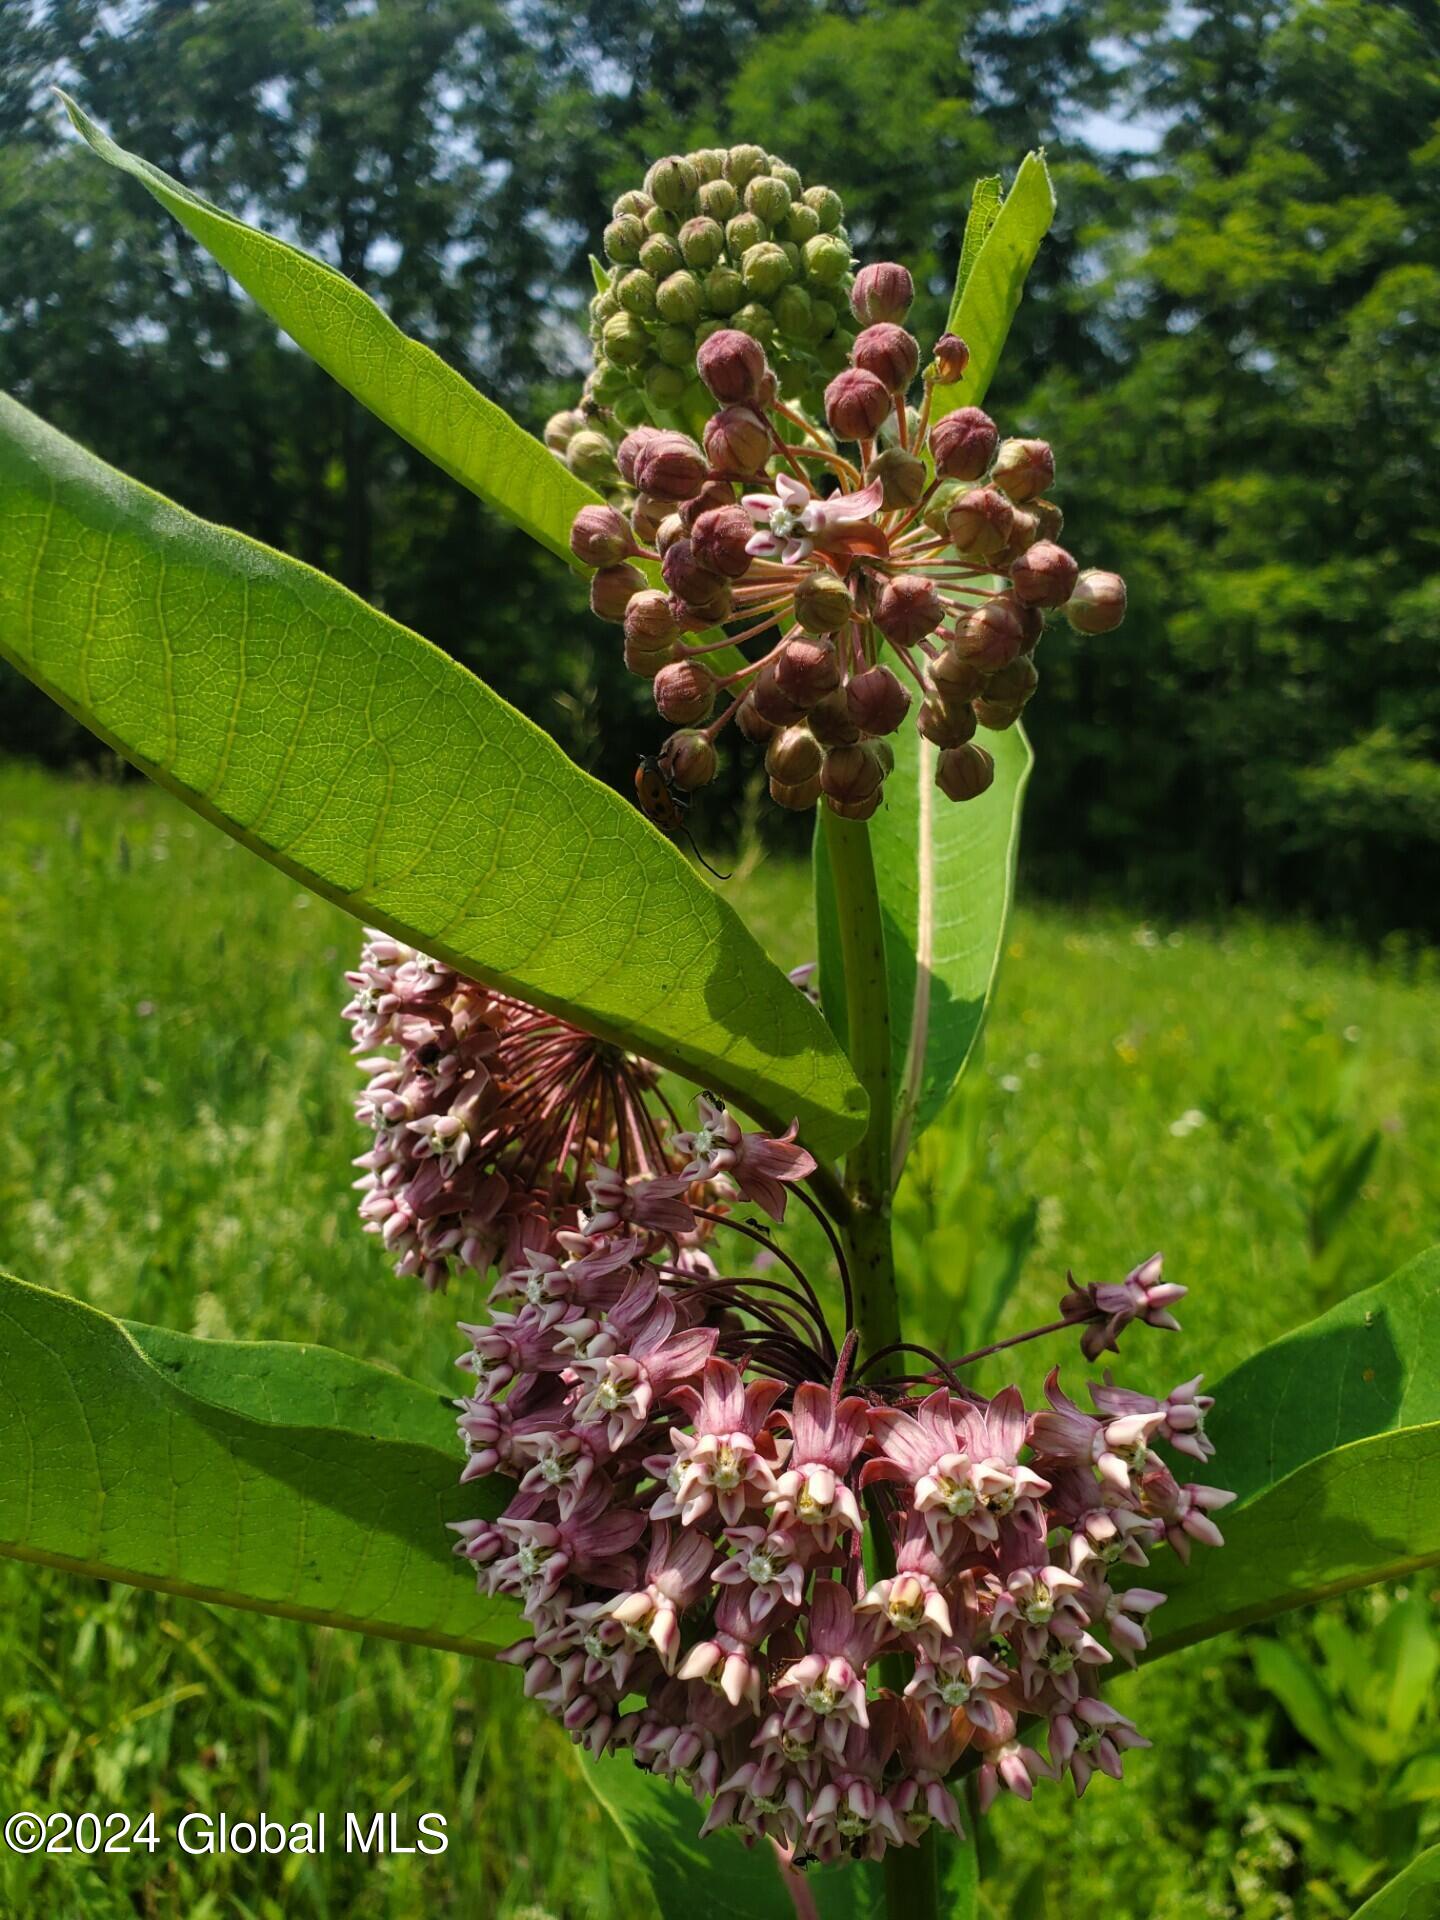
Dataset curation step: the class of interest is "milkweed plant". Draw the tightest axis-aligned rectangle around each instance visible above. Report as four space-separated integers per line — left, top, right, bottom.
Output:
0 101 1435 1920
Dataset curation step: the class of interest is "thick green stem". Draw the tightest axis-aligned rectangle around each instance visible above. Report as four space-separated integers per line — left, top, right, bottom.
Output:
821 811 948 1920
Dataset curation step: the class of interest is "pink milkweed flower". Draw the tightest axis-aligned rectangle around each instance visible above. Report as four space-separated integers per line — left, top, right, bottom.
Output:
904 1648 1011 1741
1064 1253 1188 1360
894 1700 970 1840
606 1524 716 1670
741 473 885 566
712 1524 809 1619
990 1563 1112 1701
1049 1695 1151 1796
805 1699 909 1861
584 1167 697 1238
772 1581 878 1759
1030 1369 1166 1492
672 1095 817 1224
1091 1372 1216 1463
652 1358 786 1525
1138 1465 1236 1562
1096 1584 1168 1662
677 1586 775 1712
1064 1500 1164 1574
856 1520 954 1652
769 1383 870 1549
570 1286 717 1449
975 1735 1055 1813
704 1752 808 1846
491 1474 648 1614
865 1386 1049 1553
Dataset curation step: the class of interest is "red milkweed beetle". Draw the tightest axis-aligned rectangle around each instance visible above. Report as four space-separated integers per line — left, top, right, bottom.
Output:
634 755 731 881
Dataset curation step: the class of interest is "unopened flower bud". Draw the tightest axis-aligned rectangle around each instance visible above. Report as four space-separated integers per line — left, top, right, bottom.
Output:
544 408 585 455
704 405 771 478
690 504 756 579
783 203 820 245
932 332 970 383
736 691 778 744
727 211 767 256
645 155 698 213
945 486 1014 560
825 367 891 441
590 563 645 623
697 177 739 222
742 242 792 300
917 695 978 748
613 189 652 221
803 232 852 287
826 788 883 821
570 504 637 567
654 512 686 556
616 427 662 486
1015 601 1045 654
794 572 853 635
936 741 995 801
850 261 914 325
624 633 676 677
821 742 885 805
1033 498 1065 543
801 184 844 232
846 663 911 735
679 478 738 529
746 175 791 225
644 362 688 412
991 437 1055 503
602 311 649 367
1010 540 1079 608
1066 569 1127 634
973 697 1023 732
630 493 669 543
852 322 920 394
929 406 999 482
659 728 717 791
654 659 717 723
688 147 726 185
751 662 807 727
696 329 769 406
725 144 769 189
661 538 729 614
655 271 703 327
703 265 745 316
875 573 945 645
731 302 775 343
996 508 1039 564
766 724 823 785
617 268 658 317
769 773 821 811
624 588 680 647
955 597 1025 671
774 636 841 708
679 216 725 270
984 655 1040 708
639 233 683 279
565 429 619 486
929 648 987 705
807 687 862 747
771 284 813 339
636 433 708 503
864 446 927 511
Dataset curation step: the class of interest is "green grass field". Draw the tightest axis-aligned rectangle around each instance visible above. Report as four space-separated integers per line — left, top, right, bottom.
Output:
1 759 1437 1918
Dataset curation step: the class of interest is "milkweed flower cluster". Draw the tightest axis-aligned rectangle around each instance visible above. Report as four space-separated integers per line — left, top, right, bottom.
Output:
450 1099 1232 1864
563 253 1126 818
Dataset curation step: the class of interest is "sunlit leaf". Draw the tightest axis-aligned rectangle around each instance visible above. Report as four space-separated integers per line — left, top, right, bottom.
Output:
1349 1845 1440 1920
932 152 1056 420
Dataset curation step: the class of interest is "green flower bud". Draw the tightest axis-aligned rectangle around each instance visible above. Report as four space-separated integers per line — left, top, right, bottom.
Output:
604 215 645 265
642 206 679 237
697 177 739 222
639 233 683 278
588 358 629 405
782 204 821 248
654 322 697 368
544 408 585 454
731 301 775 343
612 387 649 428
865 445 928 510
742 240 792 299
645 155 699 213
613 190 653 220
602 311 649 368
616 268 658 317
771 160 803 197
694 317 724 346
922 477 964 538
725 144 769 189
590 286 618 326
773 284 814 338
679 216 725 270
795 572 853 634
655 269 703 326
779 240 802 277
746 175 791 225
726 211 768 256
809 297 839 339
565 429 618 485
803 232 852 287
687 147 727 185
702 266 746 315
801 184 844 232
817 334 853 374
645 361 689 410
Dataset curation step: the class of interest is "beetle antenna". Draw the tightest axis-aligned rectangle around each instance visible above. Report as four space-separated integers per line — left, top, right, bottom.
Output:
683 828 731 882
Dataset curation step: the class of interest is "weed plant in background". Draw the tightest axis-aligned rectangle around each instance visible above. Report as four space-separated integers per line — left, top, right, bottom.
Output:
0 101 1436 1920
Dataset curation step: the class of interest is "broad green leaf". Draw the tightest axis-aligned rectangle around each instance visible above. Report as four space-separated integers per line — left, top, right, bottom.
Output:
951 176 1003 310
0 1273 517 1656
932 152 1056 421
0 395 866 1156
1350 1846 1440 1920
60 92 593 567
1141 1248 1440 1655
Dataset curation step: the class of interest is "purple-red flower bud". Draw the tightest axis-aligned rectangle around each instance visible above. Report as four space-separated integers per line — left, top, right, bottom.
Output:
736 691 778 744
973 697 1023 732
765 724 823 786
874 574 945 646
590 563 646 623
820 742 885 805
918 694 978 748
929 407 999 482
985 655 1040 707
690 505 756 580
624 589 681 649
704 405 771 479
851 323 920 395
654 660 718 723
1066 569 1128 634
954 598 1025 671
769 772 821 811
933 333 970 384
750 662 808 728
679 479 739 530
569 504 637 568
1010 540 1079 609
774 636 841 709
846 664 911 736
945 486 1014 560
936 741 996 802
991 437 1055 503
850 261 914 326
696 328 770 406
807 687 862 748
661 538 724 605
636 432 708 503
824 367 892 441
929 648 987 706
659 728 718 791
1033 498 1065 543
616 427 663 487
